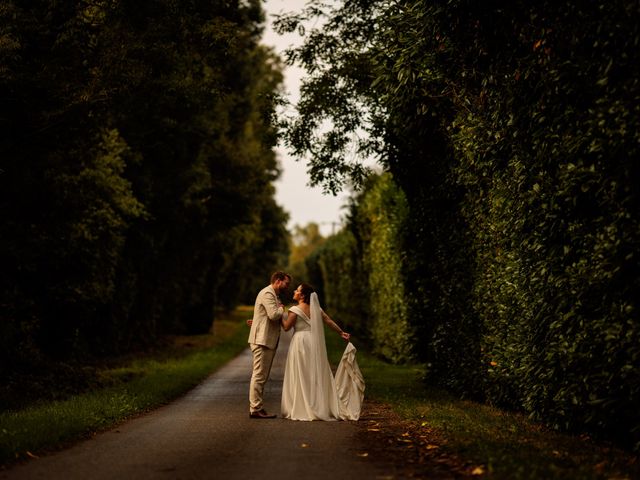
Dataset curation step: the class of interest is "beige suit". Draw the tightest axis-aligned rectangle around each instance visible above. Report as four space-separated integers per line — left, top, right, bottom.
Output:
248 285 284 413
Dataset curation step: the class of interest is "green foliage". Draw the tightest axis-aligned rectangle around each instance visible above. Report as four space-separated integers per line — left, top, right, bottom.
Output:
0 0 288 383
53 128 145 303
309 174 415 363
312 228 367 336
286 222 326 288
281 0 640 449
437 0 640 446
359 173 414 362
273 0 379 195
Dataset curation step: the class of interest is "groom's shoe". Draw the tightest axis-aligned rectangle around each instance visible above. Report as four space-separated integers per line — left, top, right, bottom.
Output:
249 409 277 419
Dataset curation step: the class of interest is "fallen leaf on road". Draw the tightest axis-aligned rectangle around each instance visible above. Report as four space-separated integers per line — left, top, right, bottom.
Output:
426 444 439 450
300 443 310 448
367 428 381 432
25 451 39 459
356 452 369 457
471 466 485 475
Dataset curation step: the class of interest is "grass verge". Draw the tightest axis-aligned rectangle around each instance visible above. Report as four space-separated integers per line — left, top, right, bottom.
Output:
326 334 639 480
0 307 251 466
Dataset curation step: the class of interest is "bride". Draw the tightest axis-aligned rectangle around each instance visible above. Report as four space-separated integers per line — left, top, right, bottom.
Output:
281 283 364 421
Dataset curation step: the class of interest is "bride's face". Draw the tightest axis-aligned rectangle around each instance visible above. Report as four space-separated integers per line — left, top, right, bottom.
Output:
293 285 302 302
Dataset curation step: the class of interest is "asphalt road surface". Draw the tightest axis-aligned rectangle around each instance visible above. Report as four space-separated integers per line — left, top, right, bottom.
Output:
1 331 391 480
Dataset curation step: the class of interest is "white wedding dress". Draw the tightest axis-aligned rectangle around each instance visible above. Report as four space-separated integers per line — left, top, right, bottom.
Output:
281 293 365 421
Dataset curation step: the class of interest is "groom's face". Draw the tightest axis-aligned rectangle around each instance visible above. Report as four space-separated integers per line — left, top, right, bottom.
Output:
277 277 291 295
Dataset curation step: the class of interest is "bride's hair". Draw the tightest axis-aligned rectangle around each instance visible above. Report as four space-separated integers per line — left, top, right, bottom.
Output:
299 283 315 303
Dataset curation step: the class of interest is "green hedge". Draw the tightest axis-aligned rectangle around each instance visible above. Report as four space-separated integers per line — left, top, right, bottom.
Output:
311 174 415 364
276 0 639 448
379 0 640 448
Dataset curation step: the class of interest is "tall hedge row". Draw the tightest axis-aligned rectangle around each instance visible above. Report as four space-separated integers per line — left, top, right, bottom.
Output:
285 0 639 448
448 2 640 435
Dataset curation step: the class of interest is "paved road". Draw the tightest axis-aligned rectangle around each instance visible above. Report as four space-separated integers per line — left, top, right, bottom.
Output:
1 332 390 480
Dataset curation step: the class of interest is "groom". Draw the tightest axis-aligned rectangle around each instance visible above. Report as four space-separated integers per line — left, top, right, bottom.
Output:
247 271 291 419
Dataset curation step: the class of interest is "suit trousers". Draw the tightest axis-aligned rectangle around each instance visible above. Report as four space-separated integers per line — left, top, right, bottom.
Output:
249 343 277 413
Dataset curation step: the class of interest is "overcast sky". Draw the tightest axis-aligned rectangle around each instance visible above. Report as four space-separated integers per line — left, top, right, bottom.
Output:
260 0 350 237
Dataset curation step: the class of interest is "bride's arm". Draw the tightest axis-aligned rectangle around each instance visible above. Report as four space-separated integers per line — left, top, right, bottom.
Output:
281 311 297 331
321 310 351 341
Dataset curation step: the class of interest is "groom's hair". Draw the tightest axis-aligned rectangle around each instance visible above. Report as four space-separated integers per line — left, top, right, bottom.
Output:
271 271 291 283
299 283 315 303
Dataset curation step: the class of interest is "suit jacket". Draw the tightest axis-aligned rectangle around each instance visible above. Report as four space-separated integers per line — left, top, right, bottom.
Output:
248 285 284 349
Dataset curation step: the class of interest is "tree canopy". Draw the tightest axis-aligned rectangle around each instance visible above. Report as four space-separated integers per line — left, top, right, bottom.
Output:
0 0 289 405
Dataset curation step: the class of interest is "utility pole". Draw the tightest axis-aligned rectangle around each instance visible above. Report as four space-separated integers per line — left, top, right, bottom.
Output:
318 221 341 236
